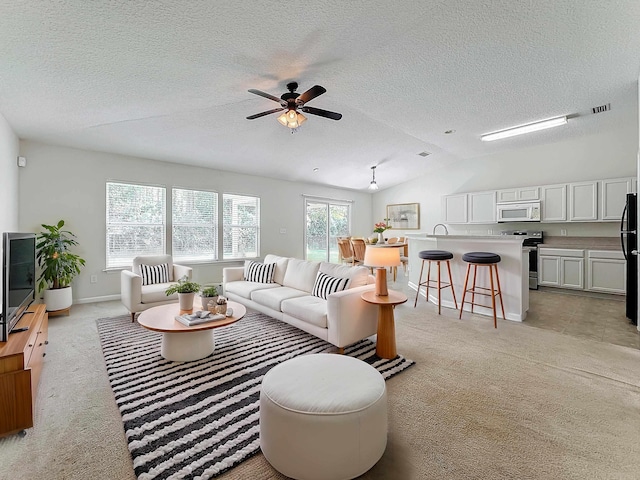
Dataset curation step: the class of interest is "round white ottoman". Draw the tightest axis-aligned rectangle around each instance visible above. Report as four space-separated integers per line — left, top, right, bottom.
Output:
259 353 387 480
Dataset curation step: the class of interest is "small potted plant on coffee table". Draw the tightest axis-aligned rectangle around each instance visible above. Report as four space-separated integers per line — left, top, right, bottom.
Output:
165 276 201 311
199 285 218 310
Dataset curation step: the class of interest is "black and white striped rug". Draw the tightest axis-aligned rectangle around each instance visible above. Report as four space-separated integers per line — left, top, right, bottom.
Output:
97 312 414 480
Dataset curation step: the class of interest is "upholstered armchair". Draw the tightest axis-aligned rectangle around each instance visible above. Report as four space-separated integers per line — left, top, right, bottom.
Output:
121 254 193 322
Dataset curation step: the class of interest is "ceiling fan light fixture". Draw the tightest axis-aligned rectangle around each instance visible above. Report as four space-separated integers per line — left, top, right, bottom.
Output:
481 116 567 142
277 109 307 129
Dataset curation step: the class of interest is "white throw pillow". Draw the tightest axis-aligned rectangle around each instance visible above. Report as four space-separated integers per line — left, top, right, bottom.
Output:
140 263 169 286
312 271 349 300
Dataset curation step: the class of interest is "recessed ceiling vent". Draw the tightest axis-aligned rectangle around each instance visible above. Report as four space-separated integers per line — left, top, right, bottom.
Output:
417 151 431 157
592 103 611 114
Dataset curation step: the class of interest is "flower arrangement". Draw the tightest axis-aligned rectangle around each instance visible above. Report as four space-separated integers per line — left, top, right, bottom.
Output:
373 219 392 233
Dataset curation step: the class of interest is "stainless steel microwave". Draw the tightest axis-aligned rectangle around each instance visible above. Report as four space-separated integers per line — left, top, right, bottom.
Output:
496 201 541 222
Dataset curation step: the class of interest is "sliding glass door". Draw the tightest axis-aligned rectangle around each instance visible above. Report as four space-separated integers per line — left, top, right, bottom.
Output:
305 199 350 262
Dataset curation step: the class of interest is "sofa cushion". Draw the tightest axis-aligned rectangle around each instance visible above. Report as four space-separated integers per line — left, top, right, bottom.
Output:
244 261 275 283
282 258 321 292
225 280 280 300
141 282 176 303
281 295 328 329
319 262 370 288
264 254 290 285
251 286 309 312
312 271 349 300
140 263 169 286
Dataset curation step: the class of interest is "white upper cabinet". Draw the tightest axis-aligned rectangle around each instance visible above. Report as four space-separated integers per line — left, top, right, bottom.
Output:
496 187 540 203
468 191 497 224
599 177 636 221
442 194 468 224
568 181 598 221
541 184 567 222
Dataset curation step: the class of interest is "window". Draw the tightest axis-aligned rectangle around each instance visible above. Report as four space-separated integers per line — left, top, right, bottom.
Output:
172 188 218 262
223 194 260 260
304 198 351 262
106 182 166 268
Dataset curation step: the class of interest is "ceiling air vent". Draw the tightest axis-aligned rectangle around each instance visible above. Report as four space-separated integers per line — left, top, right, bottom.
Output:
417 151 431 157
592 103 610 114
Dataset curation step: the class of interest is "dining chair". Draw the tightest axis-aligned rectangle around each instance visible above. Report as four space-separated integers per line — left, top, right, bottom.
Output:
400 240 409 276
350 238 367 266
337 238 357 265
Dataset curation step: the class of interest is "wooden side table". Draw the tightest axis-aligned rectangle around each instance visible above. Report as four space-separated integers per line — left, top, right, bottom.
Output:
361 290 407 359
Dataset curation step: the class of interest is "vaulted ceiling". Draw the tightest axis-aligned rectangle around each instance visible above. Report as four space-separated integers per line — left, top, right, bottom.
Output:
1 1 639 191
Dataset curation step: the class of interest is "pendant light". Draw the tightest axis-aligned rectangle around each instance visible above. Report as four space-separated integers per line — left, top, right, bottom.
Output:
368 166 379 191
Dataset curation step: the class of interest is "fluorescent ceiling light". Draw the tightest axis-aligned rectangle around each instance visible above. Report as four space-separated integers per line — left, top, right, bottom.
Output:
481 116 567 142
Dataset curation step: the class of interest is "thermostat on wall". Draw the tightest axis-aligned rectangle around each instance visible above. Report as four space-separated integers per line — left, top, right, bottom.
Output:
17 156 26 167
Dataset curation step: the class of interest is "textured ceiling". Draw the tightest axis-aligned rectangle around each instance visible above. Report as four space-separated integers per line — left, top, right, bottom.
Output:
1 1 639 191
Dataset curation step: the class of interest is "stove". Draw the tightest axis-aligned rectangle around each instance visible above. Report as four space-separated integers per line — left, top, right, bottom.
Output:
500 230 544 289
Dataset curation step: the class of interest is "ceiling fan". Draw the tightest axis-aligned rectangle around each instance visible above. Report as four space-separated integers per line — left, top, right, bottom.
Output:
246 82 342 129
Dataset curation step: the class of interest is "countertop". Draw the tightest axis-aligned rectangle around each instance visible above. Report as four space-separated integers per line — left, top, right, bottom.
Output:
407 234 524 242
540 236 621 251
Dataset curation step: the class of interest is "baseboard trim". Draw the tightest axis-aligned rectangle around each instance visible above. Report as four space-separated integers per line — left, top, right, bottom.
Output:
75 294 121 304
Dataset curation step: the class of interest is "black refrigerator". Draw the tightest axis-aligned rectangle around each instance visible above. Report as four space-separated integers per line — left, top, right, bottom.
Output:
621 193 637 324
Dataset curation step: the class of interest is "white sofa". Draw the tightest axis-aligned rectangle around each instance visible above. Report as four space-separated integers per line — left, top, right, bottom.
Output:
222 254 379 350
121 254 193 322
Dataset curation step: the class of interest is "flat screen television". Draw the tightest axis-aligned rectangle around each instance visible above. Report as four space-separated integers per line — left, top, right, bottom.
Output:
1 232 36 342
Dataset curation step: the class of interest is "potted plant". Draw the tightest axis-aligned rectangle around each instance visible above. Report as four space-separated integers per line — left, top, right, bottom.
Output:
36 220 86 313
199 285 218 310
165 276 201 310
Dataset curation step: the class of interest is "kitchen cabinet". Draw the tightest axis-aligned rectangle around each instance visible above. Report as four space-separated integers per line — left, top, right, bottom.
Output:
442 194 467 224
599 177 636 221
468 191 496 224
496 187 540 202
586 250 625 294
538 248 585 290
568 181 598 221
540 184 567 222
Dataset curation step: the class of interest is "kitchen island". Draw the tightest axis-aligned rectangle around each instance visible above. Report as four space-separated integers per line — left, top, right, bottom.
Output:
406 234 529 321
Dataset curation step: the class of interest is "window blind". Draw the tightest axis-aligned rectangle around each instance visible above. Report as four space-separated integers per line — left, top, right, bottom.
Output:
223 194 260 260
106 182 166 268
172 188 218 262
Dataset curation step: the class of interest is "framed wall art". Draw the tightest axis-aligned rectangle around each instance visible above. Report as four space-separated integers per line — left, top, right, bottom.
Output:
386 203 420 230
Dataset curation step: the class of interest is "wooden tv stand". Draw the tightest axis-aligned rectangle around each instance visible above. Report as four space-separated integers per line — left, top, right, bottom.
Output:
0 304 48 437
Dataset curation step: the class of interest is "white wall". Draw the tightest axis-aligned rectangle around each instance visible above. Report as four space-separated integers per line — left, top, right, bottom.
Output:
0 112 19 234
0 111 20 299
18 141 373 302
373 124 638 238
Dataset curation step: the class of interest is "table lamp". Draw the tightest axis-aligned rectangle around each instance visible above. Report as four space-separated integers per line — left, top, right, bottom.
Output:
364 246 401 296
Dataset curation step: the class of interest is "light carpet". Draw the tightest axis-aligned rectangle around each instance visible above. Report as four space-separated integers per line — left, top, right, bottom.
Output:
96 312 414 480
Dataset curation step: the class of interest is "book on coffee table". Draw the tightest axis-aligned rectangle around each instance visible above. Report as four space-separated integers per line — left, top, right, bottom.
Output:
175 311 226 327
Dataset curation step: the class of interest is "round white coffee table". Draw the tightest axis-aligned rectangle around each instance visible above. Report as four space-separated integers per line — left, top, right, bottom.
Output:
137 300 246 361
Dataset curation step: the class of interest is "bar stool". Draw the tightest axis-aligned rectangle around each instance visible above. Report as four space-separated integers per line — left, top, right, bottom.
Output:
414 250 458 314
459 252 504 328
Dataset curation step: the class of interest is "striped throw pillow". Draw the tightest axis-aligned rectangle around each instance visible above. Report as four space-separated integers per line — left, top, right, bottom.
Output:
244 261 276 283
312 271 349 300
140 263 169 286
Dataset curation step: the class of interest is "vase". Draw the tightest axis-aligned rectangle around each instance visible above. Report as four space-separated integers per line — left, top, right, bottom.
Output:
377 232 385 244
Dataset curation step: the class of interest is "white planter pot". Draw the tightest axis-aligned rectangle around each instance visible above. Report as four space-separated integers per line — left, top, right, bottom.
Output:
43 287 73 312
200 295 218 311
178 292 196 311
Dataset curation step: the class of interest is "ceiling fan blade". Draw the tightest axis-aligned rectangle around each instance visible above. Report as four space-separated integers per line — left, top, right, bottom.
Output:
246 107 285 120
301 106 342 120
248 89 285 105
297 85 326 104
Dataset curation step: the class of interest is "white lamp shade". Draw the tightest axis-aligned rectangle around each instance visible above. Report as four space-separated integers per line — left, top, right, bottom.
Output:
364 246 401 267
